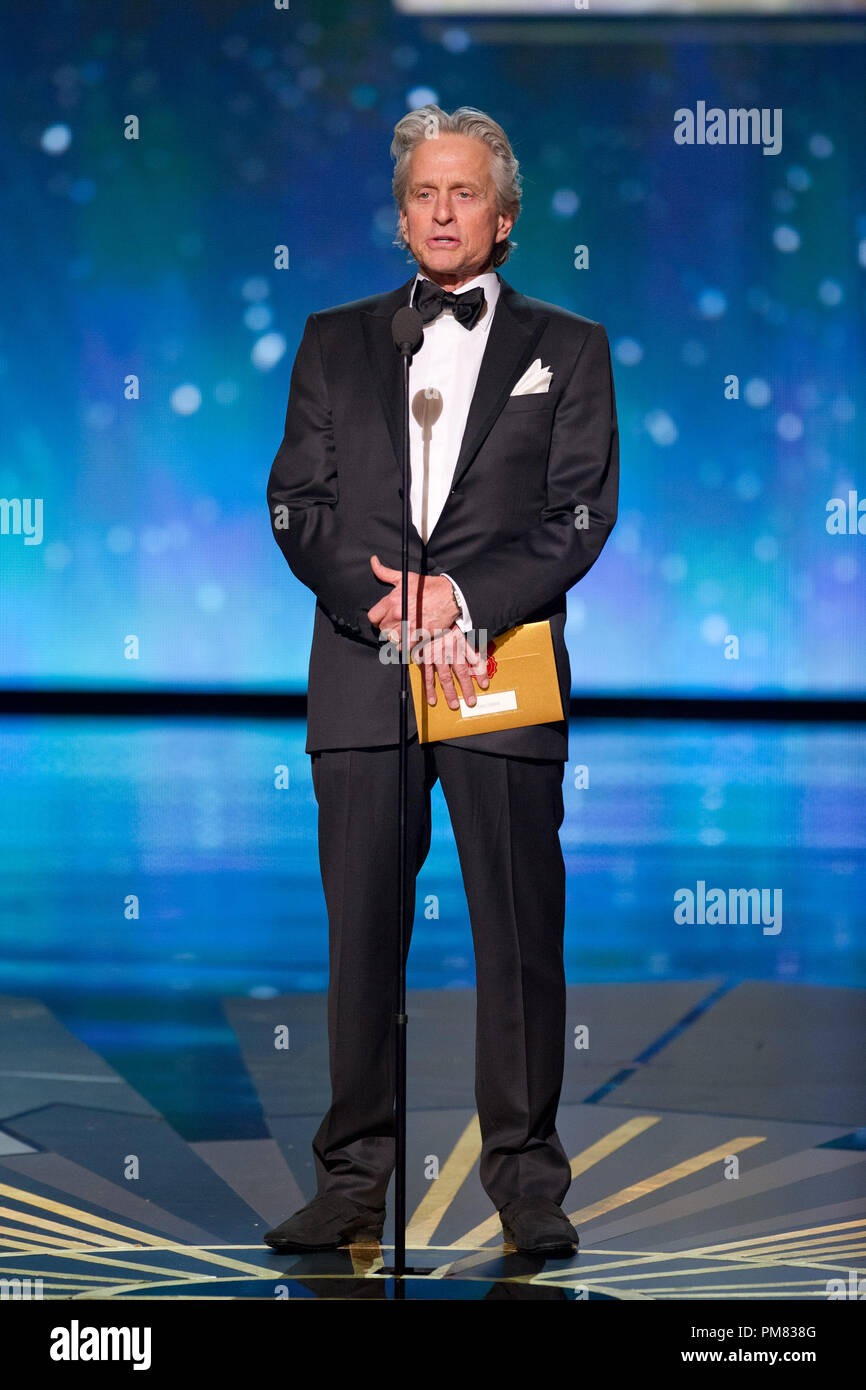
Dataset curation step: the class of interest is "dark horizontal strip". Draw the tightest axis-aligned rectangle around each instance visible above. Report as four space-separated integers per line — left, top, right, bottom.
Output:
0 691 863 721
568 695 866 721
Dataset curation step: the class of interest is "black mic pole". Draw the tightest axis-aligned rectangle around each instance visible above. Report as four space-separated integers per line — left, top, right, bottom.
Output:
387 306 425 1281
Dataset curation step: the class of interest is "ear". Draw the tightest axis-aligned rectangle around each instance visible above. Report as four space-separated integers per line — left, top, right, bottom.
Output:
495 210 515 244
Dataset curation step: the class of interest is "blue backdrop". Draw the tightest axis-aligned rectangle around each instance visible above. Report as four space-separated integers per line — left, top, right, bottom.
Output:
1 0 863 695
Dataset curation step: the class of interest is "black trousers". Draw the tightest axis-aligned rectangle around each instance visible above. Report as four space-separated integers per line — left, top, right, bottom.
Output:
309 736 572 1212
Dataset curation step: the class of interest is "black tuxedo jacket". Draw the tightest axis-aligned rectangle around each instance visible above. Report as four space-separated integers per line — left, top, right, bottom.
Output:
267 271 619 758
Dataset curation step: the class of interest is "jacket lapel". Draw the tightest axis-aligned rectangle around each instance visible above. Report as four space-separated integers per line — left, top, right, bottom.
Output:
360 273 550 536
448 275 548 497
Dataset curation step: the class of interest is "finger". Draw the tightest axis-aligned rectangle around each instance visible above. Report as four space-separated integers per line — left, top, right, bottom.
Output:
465 640 489 688
436 661 461 711
439 636 480 706
370 554 400 581
451 662 477 707
423 658 436 706
369 599 397 631
368 596 392 626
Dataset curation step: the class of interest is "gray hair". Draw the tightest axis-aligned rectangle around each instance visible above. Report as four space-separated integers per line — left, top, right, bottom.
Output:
390 105 521 268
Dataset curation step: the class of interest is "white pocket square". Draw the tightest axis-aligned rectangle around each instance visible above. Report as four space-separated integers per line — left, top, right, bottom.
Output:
510 358 553 395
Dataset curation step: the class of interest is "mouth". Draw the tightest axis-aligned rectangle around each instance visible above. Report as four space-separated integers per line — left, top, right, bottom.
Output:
428 237 460 247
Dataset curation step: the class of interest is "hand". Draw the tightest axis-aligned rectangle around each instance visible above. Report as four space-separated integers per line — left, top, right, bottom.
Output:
367 555 459 647
413 626 490 710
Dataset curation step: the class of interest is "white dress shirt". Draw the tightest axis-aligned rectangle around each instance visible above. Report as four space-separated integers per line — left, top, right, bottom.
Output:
408 269 501 632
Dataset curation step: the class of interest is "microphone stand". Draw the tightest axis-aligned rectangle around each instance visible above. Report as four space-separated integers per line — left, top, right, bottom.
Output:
382 307 433 1284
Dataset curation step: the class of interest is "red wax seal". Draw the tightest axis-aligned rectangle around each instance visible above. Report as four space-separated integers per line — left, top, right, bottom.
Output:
486 640 497 680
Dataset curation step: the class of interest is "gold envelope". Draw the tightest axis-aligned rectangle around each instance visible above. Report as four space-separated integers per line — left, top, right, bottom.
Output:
408 620 564 743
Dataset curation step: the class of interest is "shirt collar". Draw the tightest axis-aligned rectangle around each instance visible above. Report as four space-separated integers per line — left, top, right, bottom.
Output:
410 269 500 333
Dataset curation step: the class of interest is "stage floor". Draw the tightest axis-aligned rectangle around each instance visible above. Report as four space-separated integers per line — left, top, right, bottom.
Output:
0 979 864 1300
0 715 863 1298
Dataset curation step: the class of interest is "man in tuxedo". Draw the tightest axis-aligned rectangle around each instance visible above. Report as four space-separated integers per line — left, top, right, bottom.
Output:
265 106 618 1256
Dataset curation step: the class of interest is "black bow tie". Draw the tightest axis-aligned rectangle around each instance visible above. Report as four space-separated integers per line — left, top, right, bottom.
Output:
412 278 486 330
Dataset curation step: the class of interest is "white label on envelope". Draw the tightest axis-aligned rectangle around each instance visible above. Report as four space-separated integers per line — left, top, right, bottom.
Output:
458 689 518 718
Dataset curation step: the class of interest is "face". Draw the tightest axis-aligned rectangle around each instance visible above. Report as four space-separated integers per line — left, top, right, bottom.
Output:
398 132 515 291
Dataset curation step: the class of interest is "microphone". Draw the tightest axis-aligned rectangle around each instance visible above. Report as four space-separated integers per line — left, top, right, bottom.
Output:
392 306 424 357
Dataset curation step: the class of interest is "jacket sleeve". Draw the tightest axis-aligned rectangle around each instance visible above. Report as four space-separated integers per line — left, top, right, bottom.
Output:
266 313 383 645
443 321 619 641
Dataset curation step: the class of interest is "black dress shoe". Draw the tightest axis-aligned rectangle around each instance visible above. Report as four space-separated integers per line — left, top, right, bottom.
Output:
264 1194 386 1252
499 1197 579 1256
